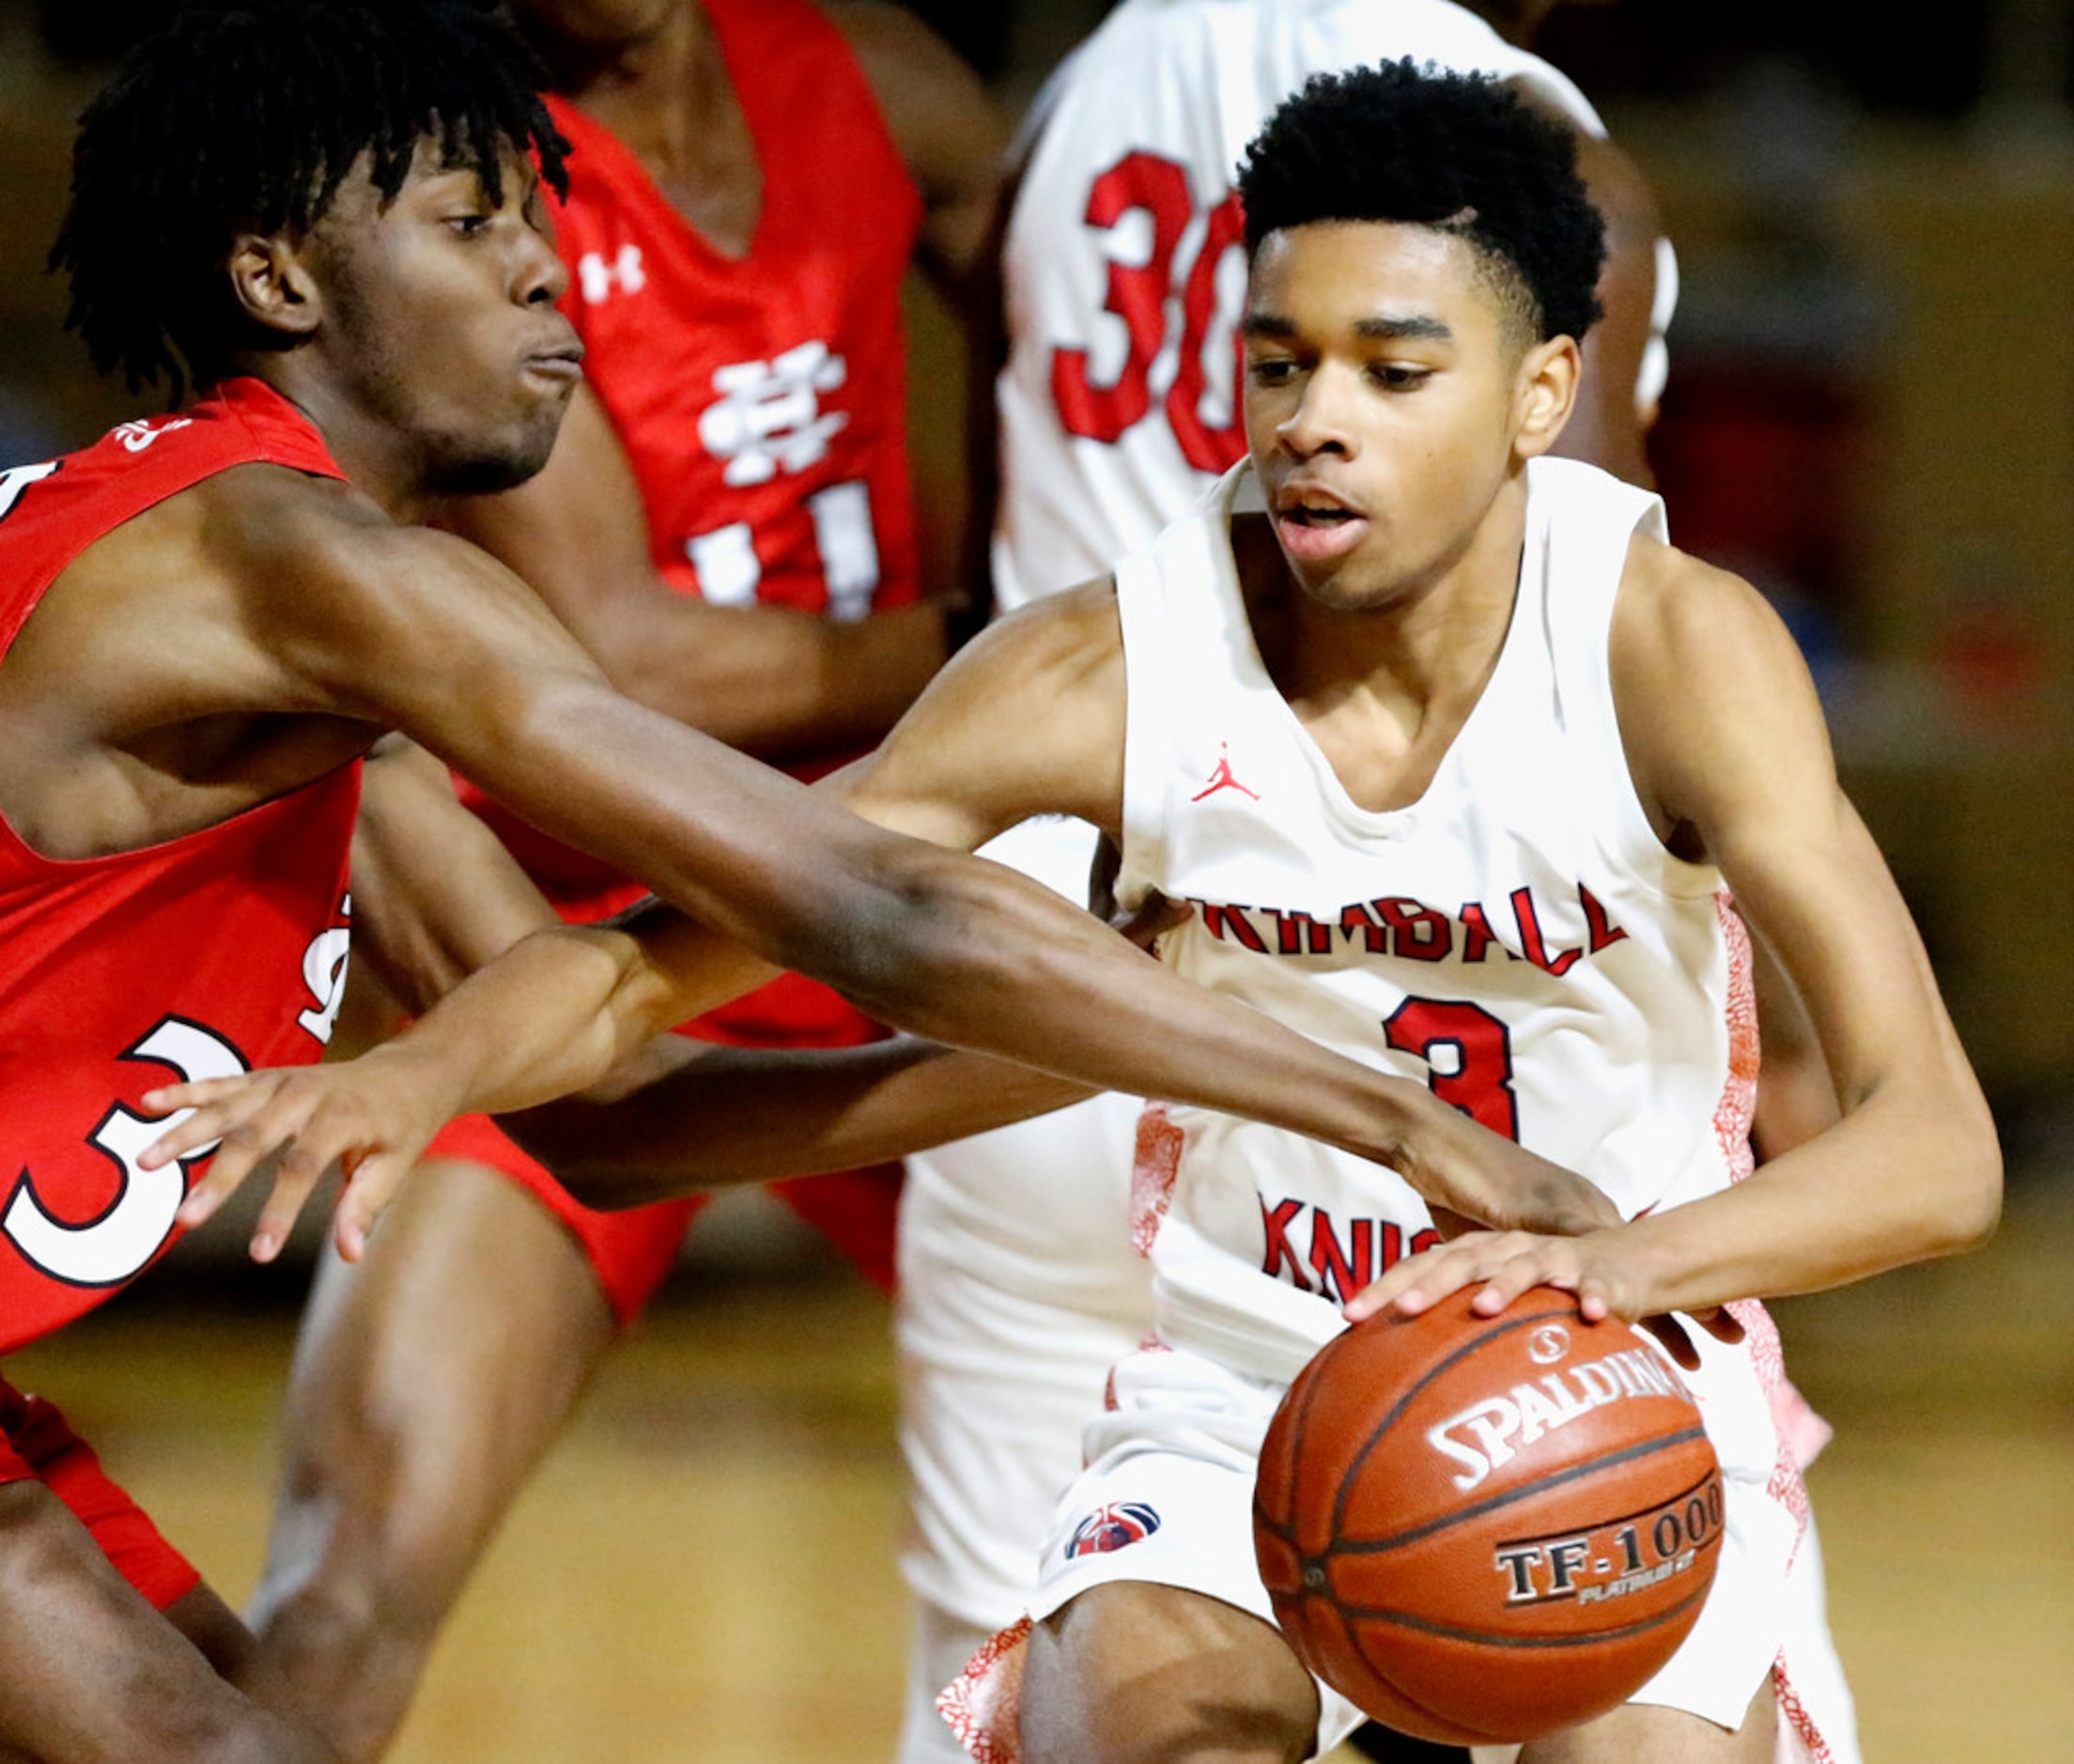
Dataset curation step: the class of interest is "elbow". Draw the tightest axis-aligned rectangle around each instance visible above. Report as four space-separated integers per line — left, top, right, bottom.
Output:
1942 1113 2004 1255
1919 1092 2003 1259
805 845 1044 1045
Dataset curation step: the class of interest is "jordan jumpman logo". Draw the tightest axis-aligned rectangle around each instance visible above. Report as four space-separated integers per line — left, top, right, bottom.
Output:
1191 743 1260 802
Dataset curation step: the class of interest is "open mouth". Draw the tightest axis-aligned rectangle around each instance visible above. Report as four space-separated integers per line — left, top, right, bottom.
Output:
1272 485 1370 561
1280 502 1358 529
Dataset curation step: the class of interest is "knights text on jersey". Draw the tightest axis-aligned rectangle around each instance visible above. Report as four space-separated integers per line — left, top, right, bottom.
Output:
1111 457 1749 1383
0 381 361 1351
543 0 923 626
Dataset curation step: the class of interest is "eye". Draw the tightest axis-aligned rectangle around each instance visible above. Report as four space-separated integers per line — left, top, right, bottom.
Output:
1246 356 1302 386
447 212 494 239
1368 363 1432 392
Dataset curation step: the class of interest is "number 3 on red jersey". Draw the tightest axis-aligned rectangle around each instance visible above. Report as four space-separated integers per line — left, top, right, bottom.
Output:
2 1018 249 1288
1049 150 1248 473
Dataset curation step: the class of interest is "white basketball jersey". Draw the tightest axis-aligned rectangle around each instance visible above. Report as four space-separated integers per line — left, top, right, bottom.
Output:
1114 457 1754 1385
993 0 1614 611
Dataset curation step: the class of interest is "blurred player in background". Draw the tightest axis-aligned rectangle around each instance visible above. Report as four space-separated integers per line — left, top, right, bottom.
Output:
900 5 1677 1758
240 1 1011 1756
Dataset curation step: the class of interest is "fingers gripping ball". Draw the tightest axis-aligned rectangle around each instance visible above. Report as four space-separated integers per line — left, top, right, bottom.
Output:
1253 1289 1722 1746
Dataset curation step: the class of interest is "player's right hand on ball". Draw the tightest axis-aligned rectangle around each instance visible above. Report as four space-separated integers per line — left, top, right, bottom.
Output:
138 1049 464 1264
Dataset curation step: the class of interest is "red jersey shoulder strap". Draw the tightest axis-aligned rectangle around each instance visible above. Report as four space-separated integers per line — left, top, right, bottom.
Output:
701 0 917 240
0 378 345 654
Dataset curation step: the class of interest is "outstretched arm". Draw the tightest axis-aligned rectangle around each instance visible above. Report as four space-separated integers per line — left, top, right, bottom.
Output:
500 1032 1088 1209
160 738 1088 1255
155 557 1621 1253
1352 539 2001 1327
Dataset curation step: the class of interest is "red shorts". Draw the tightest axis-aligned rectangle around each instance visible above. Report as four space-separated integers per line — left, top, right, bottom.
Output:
0 1379 200 1611
423 971 904 1329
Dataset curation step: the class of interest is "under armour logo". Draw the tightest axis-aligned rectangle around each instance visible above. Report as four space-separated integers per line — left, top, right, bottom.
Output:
696 340 850 487
113 417 193 455
1191 744 1260 802
578 243 647 305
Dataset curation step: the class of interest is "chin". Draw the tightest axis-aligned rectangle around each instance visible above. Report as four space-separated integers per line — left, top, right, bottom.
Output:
425 450 551 498
424 419 564 498
1288 559 1387 614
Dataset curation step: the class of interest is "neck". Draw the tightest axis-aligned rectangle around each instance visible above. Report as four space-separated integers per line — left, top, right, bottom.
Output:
1246 474 1531 714
538 1 707 107
241 360 434 525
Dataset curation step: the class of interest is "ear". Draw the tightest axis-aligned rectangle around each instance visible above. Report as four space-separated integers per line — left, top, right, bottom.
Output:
1509 333 1581 462
226 231 323 343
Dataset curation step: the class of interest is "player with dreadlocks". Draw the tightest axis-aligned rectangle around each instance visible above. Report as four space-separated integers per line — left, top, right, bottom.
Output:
1 14 1649 1752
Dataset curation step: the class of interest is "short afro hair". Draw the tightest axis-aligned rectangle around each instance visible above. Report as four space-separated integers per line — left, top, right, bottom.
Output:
1237 58 1605 345
51 0 571 401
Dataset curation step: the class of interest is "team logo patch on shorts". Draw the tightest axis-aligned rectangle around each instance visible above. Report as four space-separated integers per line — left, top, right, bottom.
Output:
1064 1501 1163 1559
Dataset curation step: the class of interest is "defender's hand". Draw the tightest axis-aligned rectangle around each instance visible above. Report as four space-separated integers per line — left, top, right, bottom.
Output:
1401 1126 1625 1241
139 1050 464 1263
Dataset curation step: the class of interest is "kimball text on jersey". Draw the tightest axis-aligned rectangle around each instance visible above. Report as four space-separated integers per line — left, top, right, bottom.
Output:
1188 879 1630 974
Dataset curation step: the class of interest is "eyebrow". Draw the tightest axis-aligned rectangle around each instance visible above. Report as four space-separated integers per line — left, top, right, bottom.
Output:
1242 312 1455 343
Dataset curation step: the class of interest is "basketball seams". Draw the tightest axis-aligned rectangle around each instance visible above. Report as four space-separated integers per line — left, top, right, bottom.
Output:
1252 1317 1339 1550
1328 1297 1579 1542
1339 1572 1716 1650
1255 1293 1725 1740
1329 1430 1715 1555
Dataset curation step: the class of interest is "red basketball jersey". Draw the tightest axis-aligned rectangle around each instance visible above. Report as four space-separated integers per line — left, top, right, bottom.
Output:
0 379 361 1352
458 1 923 1048
544 0 923 626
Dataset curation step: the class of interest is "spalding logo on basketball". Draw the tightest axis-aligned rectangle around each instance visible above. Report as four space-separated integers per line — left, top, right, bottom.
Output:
1253 1288 1723 1746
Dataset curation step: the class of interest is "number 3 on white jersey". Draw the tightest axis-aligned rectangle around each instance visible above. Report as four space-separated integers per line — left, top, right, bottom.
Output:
2 1017 248 1287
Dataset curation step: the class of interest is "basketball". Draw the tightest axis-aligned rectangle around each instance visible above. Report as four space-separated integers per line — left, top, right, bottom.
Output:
1253 1288 1723 1746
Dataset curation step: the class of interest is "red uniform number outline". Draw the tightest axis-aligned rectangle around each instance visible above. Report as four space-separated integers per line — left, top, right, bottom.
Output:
2 1016 247 1290
1048 150 1246 472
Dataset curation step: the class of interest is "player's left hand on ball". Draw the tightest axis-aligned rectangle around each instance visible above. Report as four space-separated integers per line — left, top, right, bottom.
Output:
1342 1232 1744 1371
139 1051 457 1264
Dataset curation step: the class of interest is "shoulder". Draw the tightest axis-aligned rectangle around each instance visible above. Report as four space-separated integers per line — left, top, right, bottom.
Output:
817 3 1009 197
957 576 1122 689
1610 534 1800 688
1610 534 1828 846
188 468 541 661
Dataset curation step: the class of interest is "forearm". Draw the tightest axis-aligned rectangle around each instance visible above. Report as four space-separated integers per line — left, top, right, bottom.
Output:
501 1037 1092 1208
583 598 949 757
364 922 706 1122
780 840 1603 1226
1602 1075 2001 1316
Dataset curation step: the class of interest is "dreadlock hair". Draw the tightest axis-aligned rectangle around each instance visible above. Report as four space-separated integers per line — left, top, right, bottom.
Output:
51 0 571 402
1237 59 1605 348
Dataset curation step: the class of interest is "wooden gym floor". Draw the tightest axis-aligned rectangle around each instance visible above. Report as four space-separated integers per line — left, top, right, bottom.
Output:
8 1170 2071 1761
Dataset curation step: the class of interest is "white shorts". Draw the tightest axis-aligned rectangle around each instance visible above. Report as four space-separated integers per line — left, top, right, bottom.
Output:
1026 1327 1853 1760
896 815 1157 1636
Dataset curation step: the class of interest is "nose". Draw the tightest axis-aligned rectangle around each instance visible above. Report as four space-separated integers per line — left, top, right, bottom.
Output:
518 220 568 307
1275 364 1357 460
